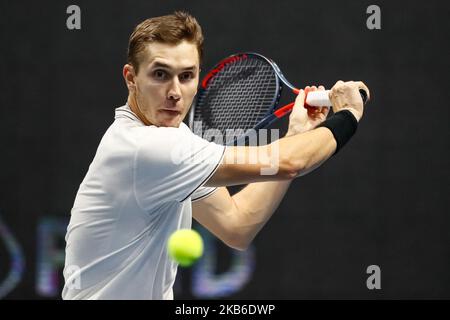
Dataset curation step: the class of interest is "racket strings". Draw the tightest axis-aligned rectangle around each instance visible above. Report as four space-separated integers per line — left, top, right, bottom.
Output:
193 56 279 144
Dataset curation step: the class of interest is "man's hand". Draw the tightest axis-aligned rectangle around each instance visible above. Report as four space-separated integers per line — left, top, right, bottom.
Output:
286 86 330 136
329 80 370 122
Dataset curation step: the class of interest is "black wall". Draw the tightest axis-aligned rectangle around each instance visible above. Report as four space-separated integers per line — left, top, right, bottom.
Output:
0 0 448 299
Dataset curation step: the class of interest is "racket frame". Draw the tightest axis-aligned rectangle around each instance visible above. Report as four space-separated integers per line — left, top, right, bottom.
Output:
188 52 299 139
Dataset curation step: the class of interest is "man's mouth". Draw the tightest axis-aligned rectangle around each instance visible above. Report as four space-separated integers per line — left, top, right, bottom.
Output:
160 109 181 116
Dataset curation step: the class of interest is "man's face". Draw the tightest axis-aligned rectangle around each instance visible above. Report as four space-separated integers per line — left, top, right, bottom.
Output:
129 40 200 127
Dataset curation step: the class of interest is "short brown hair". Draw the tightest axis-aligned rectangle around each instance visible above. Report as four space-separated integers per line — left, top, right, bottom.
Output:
127 11 204 74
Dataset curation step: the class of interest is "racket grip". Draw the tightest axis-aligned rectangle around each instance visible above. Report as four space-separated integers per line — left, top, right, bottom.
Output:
305 89 368 107
305 90 332 107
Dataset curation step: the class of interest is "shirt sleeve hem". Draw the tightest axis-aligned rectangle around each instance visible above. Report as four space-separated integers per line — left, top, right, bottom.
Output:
179 145 226 202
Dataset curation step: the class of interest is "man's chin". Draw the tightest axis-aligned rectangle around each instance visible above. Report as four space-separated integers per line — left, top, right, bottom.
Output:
156 117 182 128
154 110 184 127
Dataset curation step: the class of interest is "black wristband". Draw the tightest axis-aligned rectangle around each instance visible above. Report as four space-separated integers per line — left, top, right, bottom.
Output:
317 110 358 154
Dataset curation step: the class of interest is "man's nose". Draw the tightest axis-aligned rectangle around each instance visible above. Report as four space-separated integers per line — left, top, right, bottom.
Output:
167 77 181 100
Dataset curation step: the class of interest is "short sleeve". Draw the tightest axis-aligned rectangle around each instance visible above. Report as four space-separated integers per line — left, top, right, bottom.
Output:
134 125 226 210
191 186 219 202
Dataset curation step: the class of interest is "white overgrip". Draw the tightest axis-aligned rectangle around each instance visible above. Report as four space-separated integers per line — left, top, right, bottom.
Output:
305 90 332 107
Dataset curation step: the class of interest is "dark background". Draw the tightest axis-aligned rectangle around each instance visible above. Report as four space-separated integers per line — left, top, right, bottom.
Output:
0 0 448 299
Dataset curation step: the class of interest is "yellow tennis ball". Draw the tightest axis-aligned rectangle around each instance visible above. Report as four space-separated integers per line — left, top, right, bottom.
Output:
167 229 204 267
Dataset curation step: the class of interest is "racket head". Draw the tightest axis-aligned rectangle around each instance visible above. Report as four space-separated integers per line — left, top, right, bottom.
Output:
189 53 283 145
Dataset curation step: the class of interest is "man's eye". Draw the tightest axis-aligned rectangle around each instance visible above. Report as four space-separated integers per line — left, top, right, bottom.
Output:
153 70 167 80
180 72 194 81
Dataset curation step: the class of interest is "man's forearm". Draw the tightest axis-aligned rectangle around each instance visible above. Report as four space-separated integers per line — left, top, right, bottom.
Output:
278 126 337 176
231 179 292 247
207 126 337 187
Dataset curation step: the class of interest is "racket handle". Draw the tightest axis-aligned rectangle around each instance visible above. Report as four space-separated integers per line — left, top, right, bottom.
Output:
305 89 369 107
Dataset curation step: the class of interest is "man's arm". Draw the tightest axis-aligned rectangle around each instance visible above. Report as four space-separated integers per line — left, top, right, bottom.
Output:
204 126 336 187
195 82 369 250
195 87 333 250
195 126 335 251
193 181 292 251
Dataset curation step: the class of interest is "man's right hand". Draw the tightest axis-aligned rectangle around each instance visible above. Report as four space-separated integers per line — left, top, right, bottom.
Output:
329 81 370 122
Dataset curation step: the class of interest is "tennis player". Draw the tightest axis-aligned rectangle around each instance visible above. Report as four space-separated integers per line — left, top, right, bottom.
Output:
62 11 370 299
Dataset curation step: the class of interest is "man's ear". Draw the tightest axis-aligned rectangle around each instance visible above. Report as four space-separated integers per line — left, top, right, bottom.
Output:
123 64 136 91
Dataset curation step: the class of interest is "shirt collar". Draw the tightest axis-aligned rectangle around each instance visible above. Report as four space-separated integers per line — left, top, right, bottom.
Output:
114 103 145 125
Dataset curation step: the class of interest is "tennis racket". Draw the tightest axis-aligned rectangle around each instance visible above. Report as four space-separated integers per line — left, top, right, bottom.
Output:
189 52 368 145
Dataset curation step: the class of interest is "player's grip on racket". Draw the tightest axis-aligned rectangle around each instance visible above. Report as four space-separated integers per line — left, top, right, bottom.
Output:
274 87 369 118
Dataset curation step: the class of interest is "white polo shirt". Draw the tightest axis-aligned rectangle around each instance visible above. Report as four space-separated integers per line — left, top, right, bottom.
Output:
62 104 225 300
